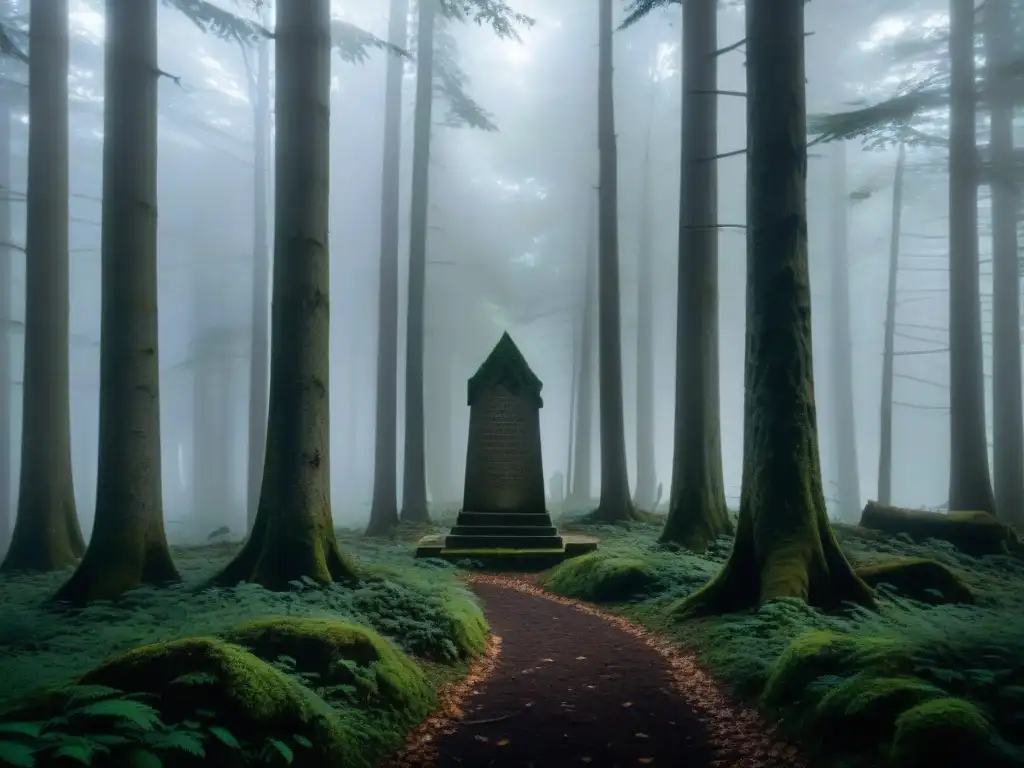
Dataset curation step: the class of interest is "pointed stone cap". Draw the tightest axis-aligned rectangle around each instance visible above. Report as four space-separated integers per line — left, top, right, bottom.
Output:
467 331 543 408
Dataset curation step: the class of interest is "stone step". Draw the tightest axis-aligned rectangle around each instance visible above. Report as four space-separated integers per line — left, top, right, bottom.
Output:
455 512 554 528
450 524 558 537
444 534 564 550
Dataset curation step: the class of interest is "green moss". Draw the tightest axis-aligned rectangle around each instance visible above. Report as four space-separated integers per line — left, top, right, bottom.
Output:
220 617 432 757
856 558 974 605
889 698 997 768
811 674 944 748
440 594 490 658
79 636 361 767
541 552 663 602
761 631 901 710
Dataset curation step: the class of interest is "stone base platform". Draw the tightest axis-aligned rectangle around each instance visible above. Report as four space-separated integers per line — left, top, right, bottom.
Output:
414 533 598 571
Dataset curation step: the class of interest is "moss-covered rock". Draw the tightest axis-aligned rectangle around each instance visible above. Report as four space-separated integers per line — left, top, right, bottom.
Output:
761 631 900 710
79 636 360 767
811 673 945 749
855 558 975 605
889 697 997 768
541 552 663 602
219 617 432 735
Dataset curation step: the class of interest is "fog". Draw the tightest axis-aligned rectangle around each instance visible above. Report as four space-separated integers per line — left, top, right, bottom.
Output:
0 0 974 541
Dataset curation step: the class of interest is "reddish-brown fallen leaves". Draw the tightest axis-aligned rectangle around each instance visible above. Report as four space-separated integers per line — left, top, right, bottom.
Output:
379 634 503 768
466 573 808 768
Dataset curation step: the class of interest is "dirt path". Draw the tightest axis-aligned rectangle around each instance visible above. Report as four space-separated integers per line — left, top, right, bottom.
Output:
384 575 806 768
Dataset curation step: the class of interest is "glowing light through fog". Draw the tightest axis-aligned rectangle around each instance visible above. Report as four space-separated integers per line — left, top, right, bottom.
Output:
70 1 105 41
649 42 678 82
498 38 533 69
860 13 948 52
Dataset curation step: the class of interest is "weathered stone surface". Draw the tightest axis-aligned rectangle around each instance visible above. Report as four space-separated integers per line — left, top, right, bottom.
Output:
445 332 565 552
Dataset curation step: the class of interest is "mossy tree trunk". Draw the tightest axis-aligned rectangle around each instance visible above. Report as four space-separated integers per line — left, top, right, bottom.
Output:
633 135 657 512
54 0 179 603
828 141 861 521
678 0 874 616
985 0 1024 530
245 23 271 531
0 14 15 555
592 0 639 523
567 202 597 509
366 0 407 537
877 142 905 506
947 0 995 514
3 0 85 573
213 0 356 590
400 0 436 524
661 0 731 549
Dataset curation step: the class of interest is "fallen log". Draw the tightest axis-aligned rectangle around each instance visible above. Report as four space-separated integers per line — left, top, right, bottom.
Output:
858 501 1022 557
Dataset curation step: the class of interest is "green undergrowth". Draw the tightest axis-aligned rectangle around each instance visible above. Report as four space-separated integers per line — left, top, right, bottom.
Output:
0 531 487 767
540 516 1024 768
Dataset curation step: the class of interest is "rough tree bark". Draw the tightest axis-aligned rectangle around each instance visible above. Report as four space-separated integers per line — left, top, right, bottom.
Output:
660 0 732 549
567 199 597 509
828 141 861 521
592 0 639 523
55 0 179 603
678 0 874 616
401 0 436 524
985 0 1024 530
633 133 657 512
3 0 86 572
877 142 905 506
366 0 408 536
947 0 995 513
213 0 356 590
245 25 271 530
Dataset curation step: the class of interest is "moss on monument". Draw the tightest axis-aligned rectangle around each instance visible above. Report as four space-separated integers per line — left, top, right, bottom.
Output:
466 331 543 407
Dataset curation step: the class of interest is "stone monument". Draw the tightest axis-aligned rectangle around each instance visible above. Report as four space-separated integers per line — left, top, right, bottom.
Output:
444 332 564 551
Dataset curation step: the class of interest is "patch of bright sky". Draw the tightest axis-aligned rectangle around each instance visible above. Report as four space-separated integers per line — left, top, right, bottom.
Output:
69 0 104 41
649 42 679 83
859 13 948 52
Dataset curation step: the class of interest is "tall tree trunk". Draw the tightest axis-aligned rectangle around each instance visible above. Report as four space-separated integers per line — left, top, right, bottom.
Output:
877 142 905 505
567 197 597 508
245 29 271 530
3 0 85 573
366 0 408 536
213 0 355 590
947 0 995 513
55 0 179 603
0 35 12 555
678 0 873 617
828 140 861 521
592 0 638 523
633 134 657 512
425 346 456 503
661 0 731 548
986 0 1023 529
400 0 435 523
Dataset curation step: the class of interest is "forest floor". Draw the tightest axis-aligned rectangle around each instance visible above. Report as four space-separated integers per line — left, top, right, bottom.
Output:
527 511 1024 768
2 513 1023 768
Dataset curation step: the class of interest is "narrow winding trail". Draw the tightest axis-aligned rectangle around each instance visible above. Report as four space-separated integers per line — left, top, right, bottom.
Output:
385 575 806 768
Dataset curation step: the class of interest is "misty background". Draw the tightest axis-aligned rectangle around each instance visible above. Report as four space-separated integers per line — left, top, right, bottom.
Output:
0 0 967 541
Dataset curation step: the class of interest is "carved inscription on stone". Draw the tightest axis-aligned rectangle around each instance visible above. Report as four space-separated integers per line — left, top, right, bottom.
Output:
479 391 527 491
